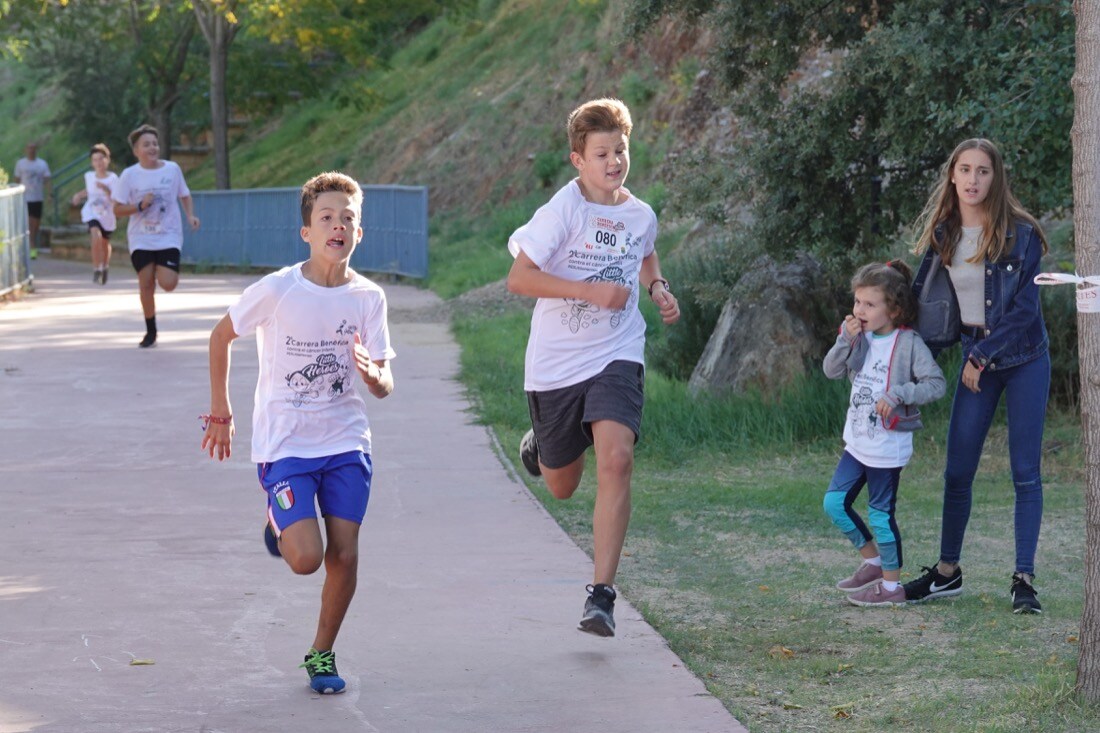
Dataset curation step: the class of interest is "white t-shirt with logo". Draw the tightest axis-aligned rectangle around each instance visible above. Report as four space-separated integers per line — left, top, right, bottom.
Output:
508 180 657 391
14 157 50 202
843 330 913 468
112 160 191 252
228 263 397 463
80 171 119 231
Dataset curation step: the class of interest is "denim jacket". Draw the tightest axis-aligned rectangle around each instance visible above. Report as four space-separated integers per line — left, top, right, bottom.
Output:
912 219 1048 371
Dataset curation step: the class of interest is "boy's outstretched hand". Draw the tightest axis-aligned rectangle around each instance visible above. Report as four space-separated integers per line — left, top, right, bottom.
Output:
353 332 381 385
201 416 234 461
352 332 394 398
585 281 632 310
649 282 680 325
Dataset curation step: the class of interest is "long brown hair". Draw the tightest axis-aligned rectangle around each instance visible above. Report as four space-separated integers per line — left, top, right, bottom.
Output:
913 138 1048 264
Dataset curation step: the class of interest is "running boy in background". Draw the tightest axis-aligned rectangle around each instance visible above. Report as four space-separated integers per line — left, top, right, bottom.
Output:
202 171 395 694
70 143 118 284
822 261 946 607
506 98 680 637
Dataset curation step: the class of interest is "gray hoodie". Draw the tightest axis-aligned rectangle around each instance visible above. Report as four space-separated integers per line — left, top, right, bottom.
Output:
822 327 946 431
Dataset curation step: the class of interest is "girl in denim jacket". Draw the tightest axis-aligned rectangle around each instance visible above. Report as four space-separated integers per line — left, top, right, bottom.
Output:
823 261 946 607
904 139 1050 614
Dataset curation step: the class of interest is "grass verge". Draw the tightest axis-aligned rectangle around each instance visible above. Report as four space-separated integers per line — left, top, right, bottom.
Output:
452 305 1098 732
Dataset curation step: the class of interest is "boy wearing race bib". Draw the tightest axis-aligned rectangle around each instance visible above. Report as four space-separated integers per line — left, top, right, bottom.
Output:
506 98 680 637
202 172 395 694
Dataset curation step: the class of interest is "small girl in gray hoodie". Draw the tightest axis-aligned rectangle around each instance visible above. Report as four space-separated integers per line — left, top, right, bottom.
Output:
822 261 946 607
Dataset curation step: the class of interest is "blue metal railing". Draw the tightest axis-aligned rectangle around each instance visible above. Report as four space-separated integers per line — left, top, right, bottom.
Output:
0 185 32 298
50 152 90 226
180 184 429 278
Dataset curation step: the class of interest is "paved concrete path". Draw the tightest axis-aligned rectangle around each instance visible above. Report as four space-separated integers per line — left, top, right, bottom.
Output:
0 258 746 733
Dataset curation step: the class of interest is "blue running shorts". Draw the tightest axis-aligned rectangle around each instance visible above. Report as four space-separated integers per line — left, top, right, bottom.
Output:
257 450 372 537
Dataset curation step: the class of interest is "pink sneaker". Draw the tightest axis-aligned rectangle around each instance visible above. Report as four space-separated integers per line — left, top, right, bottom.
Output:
835 561 883 592
847 582 907 607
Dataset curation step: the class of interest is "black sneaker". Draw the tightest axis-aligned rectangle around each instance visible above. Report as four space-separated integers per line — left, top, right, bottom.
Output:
139 332 157 348
1011 572 1042 614
300 648 345 694
93 270 101 284
263 523 281 557
519 429 541 477
101 268 108 285
578 583 616 637
902 564 963 603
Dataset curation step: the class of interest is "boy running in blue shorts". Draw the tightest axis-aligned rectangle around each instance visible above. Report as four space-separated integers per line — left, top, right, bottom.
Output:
202 171 395 694
507 98 680 636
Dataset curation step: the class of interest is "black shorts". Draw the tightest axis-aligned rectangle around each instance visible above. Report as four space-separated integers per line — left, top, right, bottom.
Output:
526 359 645 469
26 201 43 219
131 248 181 273
87 220 113 239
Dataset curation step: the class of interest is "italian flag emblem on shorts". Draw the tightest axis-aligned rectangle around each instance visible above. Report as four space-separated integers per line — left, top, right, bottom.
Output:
275 486 294 510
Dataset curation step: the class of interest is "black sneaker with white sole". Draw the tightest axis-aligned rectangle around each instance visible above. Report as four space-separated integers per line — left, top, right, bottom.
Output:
578 583 616 637
903 564 963 602
1011 572 1042 614
519 429 541 477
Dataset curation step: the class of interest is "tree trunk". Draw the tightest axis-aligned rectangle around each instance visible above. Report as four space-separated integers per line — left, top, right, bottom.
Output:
1074 0 1100 701
208 20 230 189
193 0 239 190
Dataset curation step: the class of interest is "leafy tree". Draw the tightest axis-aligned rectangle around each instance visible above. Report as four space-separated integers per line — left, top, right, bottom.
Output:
631 0 1073 375
1 1 203 162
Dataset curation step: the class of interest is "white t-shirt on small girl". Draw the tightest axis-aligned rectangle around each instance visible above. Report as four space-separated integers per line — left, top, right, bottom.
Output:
843 330 913 468
508 180 657 392
112 160 191 252
228 263 397 464
80 171 119 231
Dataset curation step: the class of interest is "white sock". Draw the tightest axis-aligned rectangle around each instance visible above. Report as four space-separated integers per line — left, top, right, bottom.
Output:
882 580 899 592
864 556 882 567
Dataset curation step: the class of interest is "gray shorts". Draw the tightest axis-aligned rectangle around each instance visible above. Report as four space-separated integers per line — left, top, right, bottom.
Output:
526 360 645 469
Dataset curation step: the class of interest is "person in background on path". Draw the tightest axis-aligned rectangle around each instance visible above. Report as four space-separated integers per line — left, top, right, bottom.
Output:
903 138 1051 614
112 124 200 348
202 171 395 695
13 141 51 259
822 261 946 607
70 143 118 284
506 98 680 637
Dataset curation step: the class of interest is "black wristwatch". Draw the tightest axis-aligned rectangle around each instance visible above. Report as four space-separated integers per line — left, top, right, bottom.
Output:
137 201 145 213
648 278 670 296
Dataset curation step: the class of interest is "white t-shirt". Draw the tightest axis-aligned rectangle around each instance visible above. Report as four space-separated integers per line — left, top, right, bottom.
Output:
228 263 397 463
112 160 191 252
80 171 119 231
14 157 50 202
508 180 657 391
843 330 913 468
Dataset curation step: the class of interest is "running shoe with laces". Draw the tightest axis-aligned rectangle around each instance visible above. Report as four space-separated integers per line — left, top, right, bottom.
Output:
578 583 616 637
847 582 907 607
519 429 541 477
835 560 884 592
300 648 345 694
902 564 963 603
1011 572 1042 614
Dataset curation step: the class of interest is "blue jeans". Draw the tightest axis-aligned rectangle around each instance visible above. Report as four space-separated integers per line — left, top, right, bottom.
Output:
824 451 904 571
939 349 1050 575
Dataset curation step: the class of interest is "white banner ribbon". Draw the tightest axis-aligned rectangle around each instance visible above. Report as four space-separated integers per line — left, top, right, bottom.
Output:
1034 272 1100 313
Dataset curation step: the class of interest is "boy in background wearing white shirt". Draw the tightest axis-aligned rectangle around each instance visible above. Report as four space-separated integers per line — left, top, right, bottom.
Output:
70 143 118 284
506 98 680 637
201 171 395 694
13 141 50 258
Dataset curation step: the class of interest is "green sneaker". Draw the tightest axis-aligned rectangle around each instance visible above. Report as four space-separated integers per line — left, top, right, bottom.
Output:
300 648 346 694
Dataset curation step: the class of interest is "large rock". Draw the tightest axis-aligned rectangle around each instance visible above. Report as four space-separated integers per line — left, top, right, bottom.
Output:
689 253 832 395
